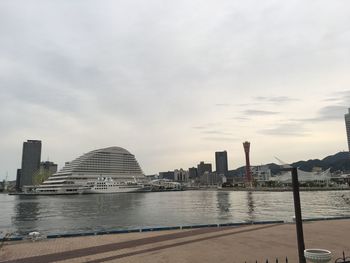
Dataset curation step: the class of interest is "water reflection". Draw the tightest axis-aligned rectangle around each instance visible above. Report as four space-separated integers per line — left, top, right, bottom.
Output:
246 191 256 222
12 196 40 234
1 190 349 235
216 191 231 216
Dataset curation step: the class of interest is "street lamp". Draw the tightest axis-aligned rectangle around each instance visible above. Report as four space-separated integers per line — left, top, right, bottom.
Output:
281 167 306 263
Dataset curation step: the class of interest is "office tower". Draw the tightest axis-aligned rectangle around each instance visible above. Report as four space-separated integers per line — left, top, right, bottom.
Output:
345 108 350 151
243 141 252 185
188 167 198 179
197 161 212 177
19 140 42 189
15 169 21 191
215 151 228 176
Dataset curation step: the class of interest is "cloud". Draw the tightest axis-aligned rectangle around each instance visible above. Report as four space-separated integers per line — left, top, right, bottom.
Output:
324 90 350 105
231 117 250 121
202 136 238 142
259 123 308 137
215 103 231 107
1 0 350 179
254 96 298 104
295 99 349 123
201 130 233 136
192 126 207 130
243 110 279 116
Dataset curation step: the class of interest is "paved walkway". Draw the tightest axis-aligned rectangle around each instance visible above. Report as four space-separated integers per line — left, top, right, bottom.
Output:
0 220 349 263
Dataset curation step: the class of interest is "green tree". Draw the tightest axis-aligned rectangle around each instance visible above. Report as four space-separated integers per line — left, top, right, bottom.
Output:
32 169 51 186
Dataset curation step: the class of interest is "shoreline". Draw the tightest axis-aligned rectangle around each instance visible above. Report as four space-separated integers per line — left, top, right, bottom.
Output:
1 218 349 263
2 215 350 242
188 186 350 192
4 187 350 195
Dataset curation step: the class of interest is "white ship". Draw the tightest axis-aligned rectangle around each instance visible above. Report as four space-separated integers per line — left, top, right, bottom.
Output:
23 178 88 195
84 177 145 194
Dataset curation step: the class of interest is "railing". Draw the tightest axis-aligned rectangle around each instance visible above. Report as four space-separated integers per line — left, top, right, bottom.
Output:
244 258 288 263
335 252 350 263
244 252 349 263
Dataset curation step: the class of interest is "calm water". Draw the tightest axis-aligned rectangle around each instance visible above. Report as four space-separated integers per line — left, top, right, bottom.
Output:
0 190 350 236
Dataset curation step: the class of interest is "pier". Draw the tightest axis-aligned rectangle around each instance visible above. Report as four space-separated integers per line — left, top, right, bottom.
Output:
1 218 349 263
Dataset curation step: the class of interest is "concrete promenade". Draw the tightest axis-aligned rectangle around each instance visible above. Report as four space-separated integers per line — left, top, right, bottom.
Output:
0 219 349 263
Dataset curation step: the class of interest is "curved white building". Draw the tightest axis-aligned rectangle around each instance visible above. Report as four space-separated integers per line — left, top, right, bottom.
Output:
34 147 146 194
55 146 144 180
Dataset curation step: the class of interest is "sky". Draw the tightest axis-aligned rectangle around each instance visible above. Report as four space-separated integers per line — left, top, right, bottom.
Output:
1 0 350 180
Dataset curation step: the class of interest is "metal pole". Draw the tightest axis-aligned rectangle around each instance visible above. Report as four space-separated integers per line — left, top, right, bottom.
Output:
291 167 306 263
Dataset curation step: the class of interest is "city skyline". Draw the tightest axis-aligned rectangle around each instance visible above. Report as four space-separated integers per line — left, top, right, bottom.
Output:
1 1 350 180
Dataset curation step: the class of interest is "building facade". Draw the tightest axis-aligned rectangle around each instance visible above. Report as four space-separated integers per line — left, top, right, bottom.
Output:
215 151 228 176
53 147 144 180
159 171 175 180
15 169 21 191
345 108 350 151
188 167 198 179
197 161 212 177
252 165 271 181
40 161 58 175
174 169 189 182
200 171 219 186
32 161 58 185
18 140 42 189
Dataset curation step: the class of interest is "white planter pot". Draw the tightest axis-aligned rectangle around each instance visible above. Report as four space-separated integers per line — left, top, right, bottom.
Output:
304 249 332 263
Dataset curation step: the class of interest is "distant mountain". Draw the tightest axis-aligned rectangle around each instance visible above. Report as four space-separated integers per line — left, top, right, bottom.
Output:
291 151 350 172
228 152 350 176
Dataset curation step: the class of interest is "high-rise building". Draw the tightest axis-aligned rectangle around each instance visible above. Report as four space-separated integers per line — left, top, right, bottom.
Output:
188 167 198 179
345 108 350 151
215 151 228 176
197 161 212 177
18 140 42 189
15 169 21 191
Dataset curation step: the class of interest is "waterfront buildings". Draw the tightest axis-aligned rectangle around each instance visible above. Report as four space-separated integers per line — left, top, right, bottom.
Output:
215 151 228 176
252 165 271 181
159 171 175 180
36 146 145 194
40 161 58 175
18 140 42 189
15 169 21 191
200 171 219 186
188 167 198 179
345 108 350 151
32 161 58 185
197 161 212 177
174 169 189 182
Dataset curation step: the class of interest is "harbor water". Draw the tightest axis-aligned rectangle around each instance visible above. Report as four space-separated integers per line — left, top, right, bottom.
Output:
0 190 350 236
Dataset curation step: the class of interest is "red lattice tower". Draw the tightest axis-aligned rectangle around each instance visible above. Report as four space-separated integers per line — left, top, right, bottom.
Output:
243 141 252 184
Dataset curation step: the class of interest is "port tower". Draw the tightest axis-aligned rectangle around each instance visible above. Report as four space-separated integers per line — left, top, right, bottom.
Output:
243 141 252 186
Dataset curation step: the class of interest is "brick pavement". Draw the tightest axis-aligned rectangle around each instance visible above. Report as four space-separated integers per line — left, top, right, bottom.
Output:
0 220 349 263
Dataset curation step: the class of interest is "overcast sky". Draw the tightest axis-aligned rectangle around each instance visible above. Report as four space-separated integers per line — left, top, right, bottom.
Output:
1 0 350 180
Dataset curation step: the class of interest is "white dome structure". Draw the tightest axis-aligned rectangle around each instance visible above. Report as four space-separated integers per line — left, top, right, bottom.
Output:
32 147 146 194
56 147 144 180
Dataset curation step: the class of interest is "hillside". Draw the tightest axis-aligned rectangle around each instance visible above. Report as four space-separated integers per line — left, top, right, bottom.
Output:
229 152 350 176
